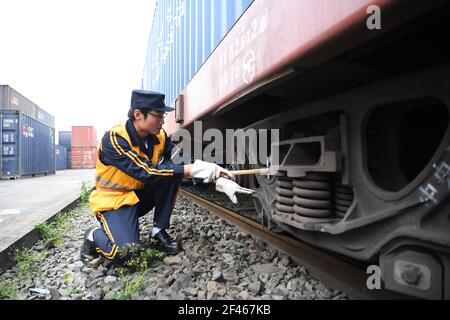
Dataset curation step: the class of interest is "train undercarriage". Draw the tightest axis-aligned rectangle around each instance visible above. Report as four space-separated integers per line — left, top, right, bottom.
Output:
179 4 450 299
245 66 450 299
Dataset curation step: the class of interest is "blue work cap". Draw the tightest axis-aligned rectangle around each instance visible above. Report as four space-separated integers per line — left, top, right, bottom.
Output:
130 90 175 112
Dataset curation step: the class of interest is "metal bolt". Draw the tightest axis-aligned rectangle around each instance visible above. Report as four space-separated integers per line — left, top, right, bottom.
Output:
401 264 422 285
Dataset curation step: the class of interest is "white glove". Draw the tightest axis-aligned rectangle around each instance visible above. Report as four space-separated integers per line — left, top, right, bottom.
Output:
215 177 255 204
190 160 233 183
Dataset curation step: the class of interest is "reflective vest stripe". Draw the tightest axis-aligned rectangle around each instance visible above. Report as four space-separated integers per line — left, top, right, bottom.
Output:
89 124 174 214
95 176 135 190
96 187 131 193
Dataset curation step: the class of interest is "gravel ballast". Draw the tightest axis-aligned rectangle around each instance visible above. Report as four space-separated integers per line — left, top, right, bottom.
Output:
0 195 347 300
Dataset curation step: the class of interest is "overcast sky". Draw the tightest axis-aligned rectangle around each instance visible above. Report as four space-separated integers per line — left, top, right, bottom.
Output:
0 0 156 143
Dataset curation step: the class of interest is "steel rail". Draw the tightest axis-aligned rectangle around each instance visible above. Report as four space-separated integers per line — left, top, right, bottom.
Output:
179 188 407 300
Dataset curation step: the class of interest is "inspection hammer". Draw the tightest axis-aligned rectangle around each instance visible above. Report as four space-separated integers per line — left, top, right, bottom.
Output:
227 168 269 176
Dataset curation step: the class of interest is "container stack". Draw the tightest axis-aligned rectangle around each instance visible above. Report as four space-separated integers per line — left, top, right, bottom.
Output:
1 85 55 179
0 85 54 128
71 126 98 169
58 131 72 168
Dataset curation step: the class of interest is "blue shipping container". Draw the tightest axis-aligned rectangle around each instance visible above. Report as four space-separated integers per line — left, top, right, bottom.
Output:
55 144 68 170
1 110 55 179
0 85 55 128
142 0 254 107
58 131 72 151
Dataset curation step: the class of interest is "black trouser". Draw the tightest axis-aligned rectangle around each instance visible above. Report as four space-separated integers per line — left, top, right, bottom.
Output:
92 175 182 262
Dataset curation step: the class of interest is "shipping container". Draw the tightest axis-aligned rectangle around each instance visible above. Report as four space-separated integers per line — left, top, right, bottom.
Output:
142 0 253 109
55 144 68 170
71 126 97 148
0 85 55 128
71 146 97 169
58 131 72 151
1 110 55 179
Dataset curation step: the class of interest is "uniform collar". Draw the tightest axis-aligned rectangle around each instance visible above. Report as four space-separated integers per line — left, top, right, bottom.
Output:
126 119 160 147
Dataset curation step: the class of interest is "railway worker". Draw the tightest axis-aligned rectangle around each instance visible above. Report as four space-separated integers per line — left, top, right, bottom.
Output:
81 90 253 264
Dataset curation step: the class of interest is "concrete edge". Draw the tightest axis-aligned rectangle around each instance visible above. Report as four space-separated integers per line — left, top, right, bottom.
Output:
0 187 94 273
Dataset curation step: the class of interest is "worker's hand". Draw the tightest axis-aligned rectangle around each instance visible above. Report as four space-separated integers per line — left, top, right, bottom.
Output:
190 160 234 183
215 177 254 204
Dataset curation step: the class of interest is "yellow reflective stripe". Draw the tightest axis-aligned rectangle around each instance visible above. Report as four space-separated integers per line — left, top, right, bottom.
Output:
96 244 118 259
110 246 119 259
97 213 115 243
110 131 174 176
131 149 172 172
111 131 128 156
110 131 125 155
127 150 174 175
110 131 152 174
102 245 117 259
93 212 119 259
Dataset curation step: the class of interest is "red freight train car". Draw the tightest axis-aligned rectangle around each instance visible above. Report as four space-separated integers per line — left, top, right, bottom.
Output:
143 0 450 299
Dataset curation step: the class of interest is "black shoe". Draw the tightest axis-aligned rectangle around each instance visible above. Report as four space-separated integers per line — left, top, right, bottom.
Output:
152 229 183 255
80 226 100 260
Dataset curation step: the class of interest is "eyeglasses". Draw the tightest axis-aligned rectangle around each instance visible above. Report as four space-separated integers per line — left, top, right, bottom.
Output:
148 112 167 120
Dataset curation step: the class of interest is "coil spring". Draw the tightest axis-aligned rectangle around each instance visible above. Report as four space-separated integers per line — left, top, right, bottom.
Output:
292 172 333 218
274 172 354 220
275 178 294 220
333 176 354 218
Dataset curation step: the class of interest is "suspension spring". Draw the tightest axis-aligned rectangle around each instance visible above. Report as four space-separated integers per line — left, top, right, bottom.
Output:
291 172 333 218
275 178 294 219
333 176 354 218
274 172 355 221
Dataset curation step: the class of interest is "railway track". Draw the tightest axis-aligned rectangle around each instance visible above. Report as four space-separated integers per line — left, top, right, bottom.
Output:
179 186 408 300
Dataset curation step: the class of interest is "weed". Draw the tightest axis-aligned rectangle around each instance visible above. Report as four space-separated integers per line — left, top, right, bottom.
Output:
53 211 76 233
68 286 84 295
124 247 164 272
110 240 164 299
0 247 46 298
13 248 46 283
35 209 80 245
117 240 164 274
35 223 60 244
3 204 85 299
0 276 18 299
80 181 92 204
63 272 73 285
112 271 146 300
